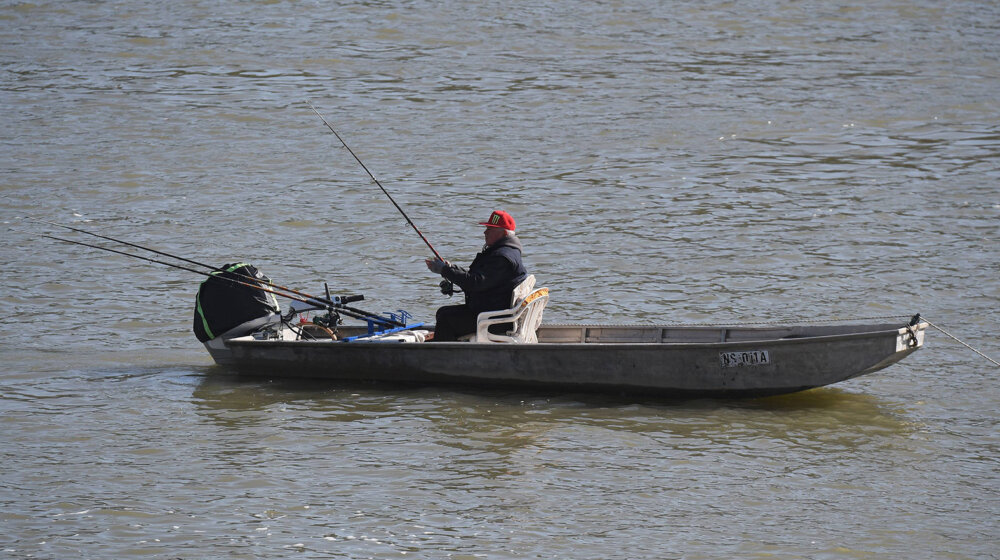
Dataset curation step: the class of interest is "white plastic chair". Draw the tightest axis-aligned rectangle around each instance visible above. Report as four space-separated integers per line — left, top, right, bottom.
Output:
469 275 549 343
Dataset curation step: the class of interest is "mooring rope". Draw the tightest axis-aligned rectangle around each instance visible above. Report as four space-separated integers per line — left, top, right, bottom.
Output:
923 319 1000 368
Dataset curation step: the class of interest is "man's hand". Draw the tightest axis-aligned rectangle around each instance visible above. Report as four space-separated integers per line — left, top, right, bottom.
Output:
425 258 448 274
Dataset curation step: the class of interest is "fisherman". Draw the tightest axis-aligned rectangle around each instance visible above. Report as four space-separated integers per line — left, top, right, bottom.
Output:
425 210 528 341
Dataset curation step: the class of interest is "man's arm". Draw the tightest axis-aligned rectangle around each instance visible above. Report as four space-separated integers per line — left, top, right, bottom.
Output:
441 256 512 294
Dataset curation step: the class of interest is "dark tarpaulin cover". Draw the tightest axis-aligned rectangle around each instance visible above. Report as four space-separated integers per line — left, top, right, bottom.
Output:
193 263 279 342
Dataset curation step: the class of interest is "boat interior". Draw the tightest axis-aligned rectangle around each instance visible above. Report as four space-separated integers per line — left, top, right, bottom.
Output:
264 321 905 345
534 323 902 344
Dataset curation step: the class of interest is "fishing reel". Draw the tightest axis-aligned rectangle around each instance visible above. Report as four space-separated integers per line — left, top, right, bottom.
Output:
439 280 462 297
291 308 341 341
312 309 342 329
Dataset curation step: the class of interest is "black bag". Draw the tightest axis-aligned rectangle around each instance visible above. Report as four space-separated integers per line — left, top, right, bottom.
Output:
193 263 280 342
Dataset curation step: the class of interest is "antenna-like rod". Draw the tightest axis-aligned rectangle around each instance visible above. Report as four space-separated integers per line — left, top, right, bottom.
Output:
307 102 444 262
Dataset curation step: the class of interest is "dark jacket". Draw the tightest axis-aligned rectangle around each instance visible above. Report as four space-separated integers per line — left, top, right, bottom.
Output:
441 234 528 314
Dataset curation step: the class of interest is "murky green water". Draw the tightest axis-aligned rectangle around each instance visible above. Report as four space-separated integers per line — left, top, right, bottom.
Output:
2 1 998 558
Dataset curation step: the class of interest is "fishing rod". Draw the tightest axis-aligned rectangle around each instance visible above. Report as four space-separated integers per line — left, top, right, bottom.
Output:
37 232 405 327
30 218 390 323
31 217 218 271
39 232 313 304
307 101 445 262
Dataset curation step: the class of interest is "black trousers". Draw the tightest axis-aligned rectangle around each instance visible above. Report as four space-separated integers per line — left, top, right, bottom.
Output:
433 304 512 342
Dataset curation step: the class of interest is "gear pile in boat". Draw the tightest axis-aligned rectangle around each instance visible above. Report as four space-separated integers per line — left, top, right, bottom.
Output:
190 262 419 343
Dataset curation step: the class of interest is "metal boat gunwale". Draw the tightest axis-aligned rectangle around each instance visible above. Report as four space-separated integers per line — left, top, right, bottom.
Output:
223 320 920 349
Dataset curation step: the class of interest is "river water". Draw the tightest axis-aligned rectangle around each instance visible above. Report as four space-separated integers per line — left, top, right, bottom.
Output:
2 1 998 558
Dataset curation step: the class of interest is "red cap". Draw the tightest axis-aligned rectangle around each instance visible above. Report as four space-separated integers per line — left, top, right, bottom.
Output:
479 210 515 231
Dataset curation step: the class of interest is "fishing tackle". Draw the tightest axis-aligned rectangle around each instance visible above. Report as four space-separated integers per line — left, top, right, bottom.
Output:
33 226 405 329
30 218 401 326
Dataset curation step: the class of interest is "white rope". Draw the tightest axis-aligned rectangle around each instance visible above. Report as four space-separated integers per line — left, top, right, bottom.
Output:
924 319 1000 368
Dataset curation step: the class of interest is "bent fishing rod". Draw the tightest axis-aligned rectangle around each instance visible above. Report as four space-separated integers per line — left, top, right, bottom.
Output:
30 218 385 322
36 231 404 327
307 101 445 262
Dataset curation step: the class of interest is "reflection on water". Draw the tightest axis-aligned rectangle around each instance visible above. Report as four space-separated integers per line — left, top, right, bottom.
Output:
191 374 910 448
184 372 924 539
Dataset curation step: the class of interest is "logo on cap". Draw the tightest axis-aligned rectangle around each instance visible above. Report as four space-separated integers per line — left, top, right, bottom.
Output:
480 210 515 231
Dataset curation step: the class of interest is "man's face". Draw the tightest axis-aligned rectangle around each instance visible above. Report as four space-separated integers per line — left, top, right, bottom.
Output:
484 226 505 246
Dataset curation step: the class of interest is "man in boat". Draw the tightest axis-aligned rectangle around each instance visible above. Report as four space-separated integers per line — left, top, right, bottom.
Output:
425 210 528 341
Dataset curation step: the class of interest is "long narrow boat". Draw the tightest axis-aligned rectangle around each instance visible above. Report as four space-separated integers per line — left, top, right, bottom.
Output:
204 316 927 397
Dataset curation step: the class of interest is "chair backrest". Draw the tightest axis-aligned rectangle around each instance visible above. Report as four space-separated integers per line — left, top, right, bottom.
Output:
512 287 549 343
510 274 536 306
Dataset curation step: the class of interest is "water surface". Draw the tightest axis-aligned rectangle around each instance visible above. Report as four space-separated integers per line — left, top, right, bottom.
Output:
2 0 998 558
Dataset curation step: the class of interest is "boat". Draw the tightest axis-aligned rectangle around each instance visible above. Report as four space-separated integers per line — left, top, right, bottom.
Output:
203 307 928 398
190 265 926 398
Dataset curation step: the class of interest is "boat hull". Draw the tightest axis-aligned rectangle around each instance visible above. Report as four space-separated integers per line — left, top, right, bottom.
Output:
206 320 927 397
